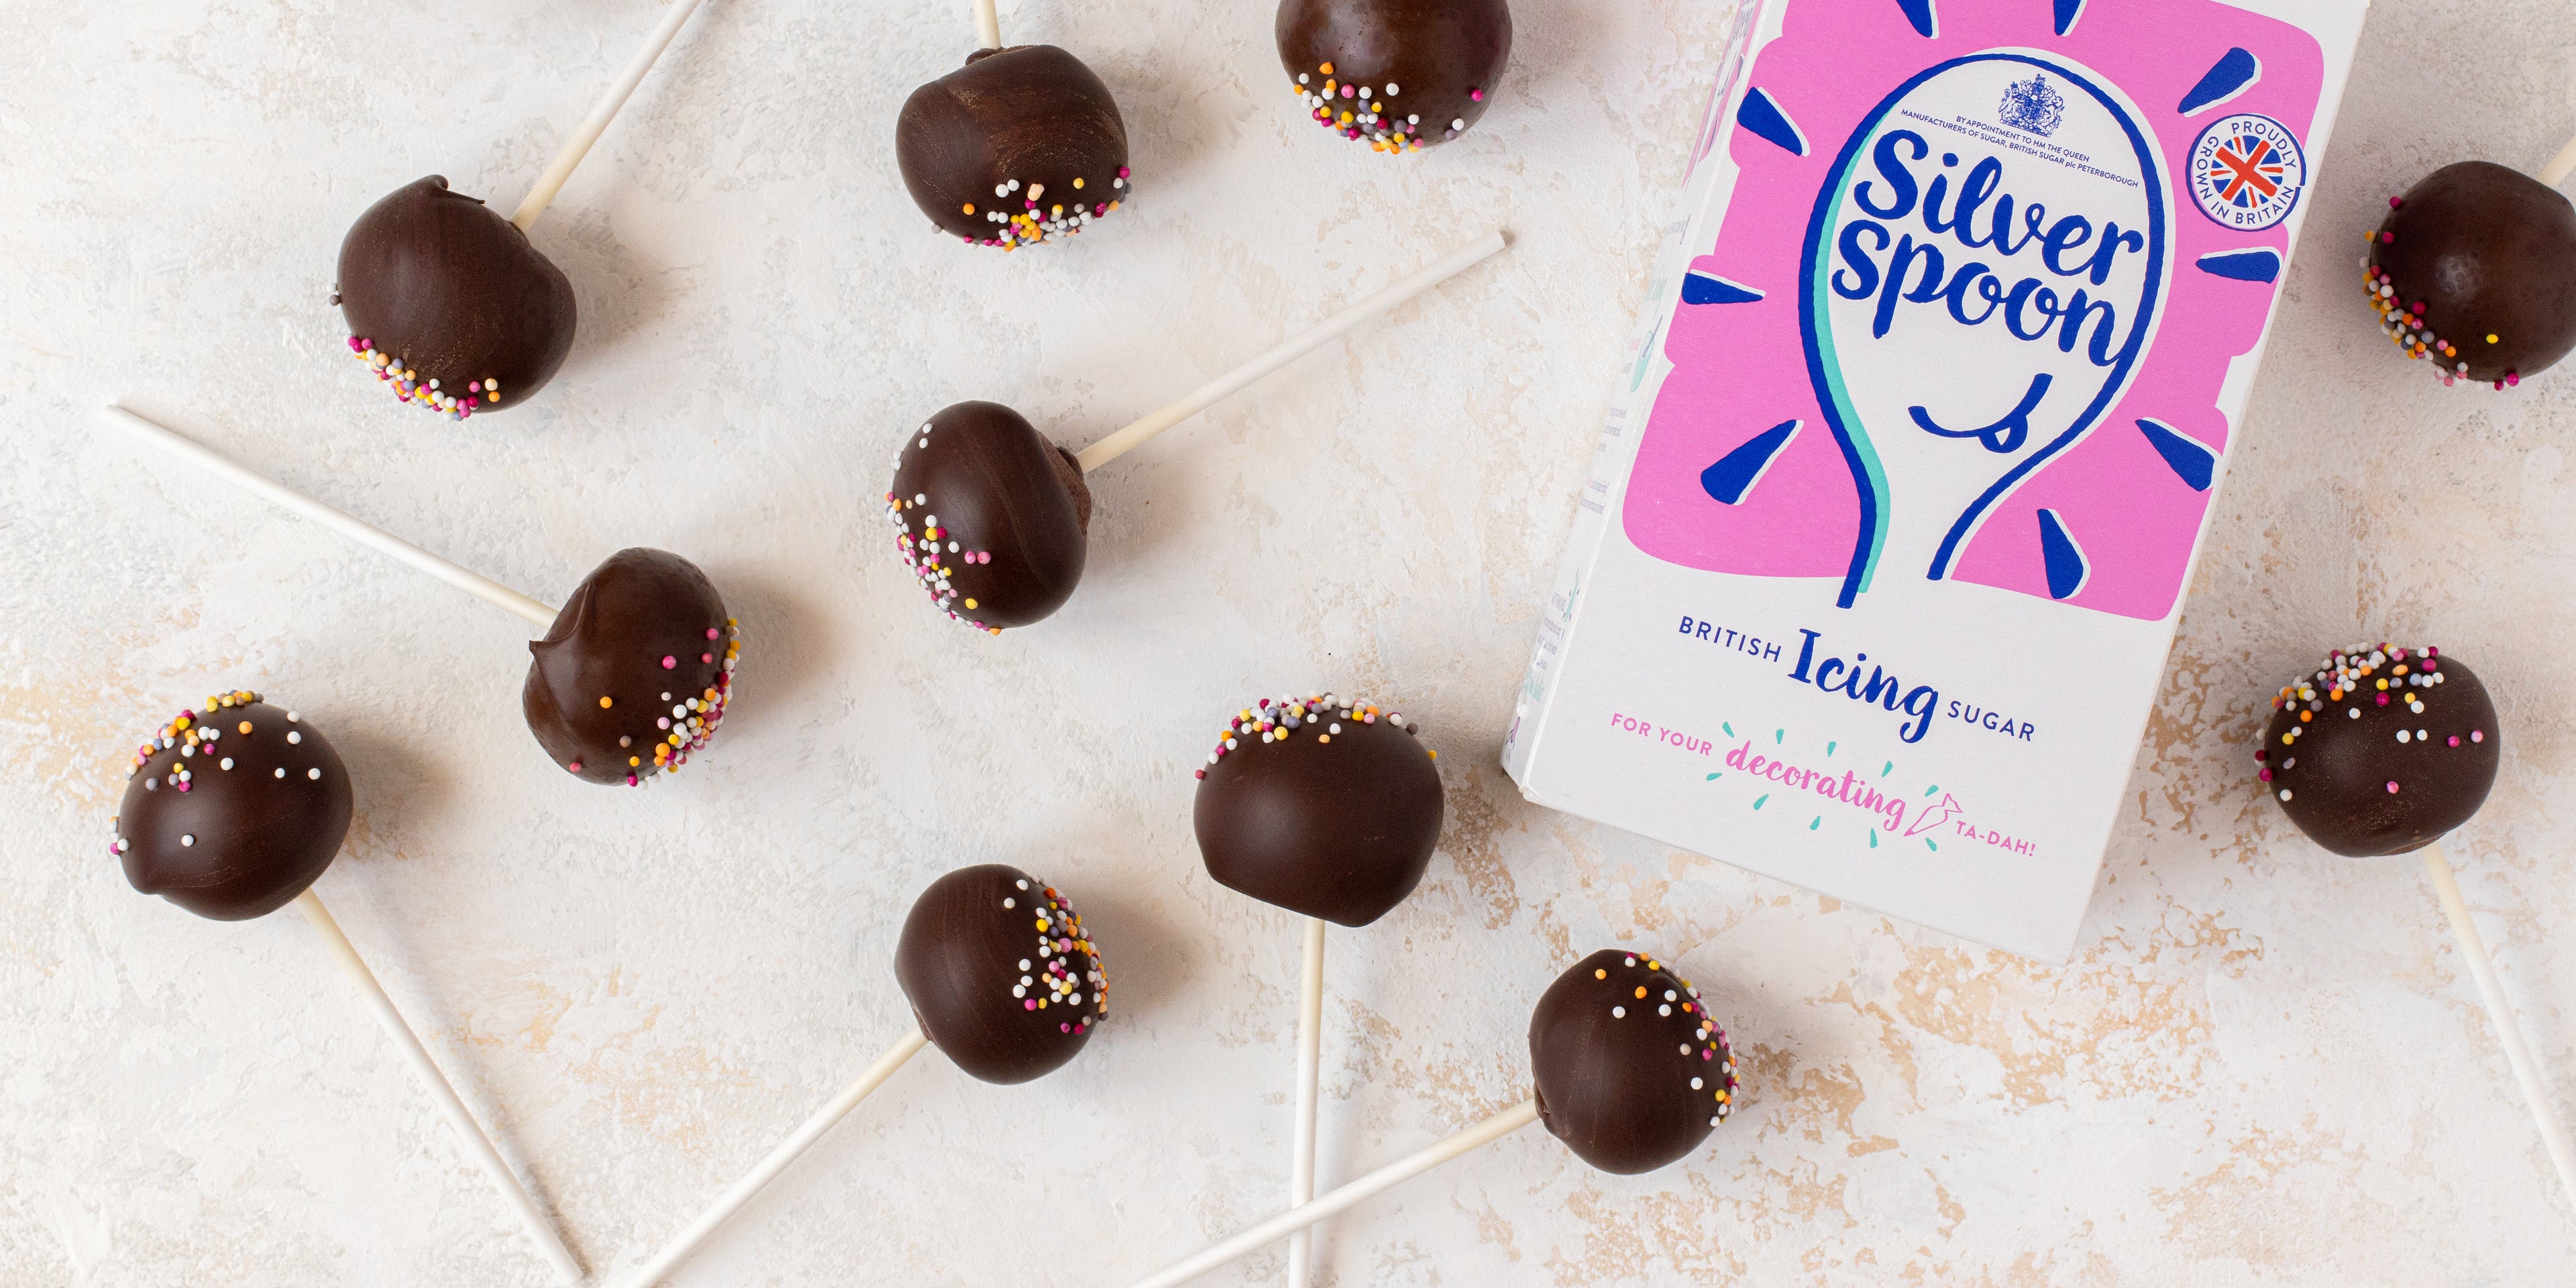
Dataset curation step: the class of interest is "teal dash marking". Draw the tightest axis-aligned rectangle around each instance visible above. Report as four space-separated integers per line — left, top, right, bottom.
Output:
1868 829 1880 848
1809 816 1821 830
1923 784 1939 797
1881 761 1893 776
1773 729 1784 744
1705 772 1721 781
1753 794 1769 810
1925 839 1939 852
1723 722 1735 737
1826 741 1836 755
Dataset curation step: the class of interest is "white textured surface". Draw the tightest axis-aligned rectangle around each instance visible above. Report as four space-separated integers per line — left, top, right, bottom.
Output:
5 0 2576 1284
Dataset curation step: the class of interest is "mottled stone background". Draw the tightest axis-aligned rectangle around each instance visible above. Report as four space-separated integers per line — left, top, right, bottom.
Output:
4 0 2573 1283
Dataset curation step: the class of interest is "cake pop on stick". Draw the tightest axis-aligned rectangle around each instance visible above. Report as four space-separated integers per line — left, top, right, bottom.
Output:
888 229 1505 632
896 0 1131 250
2256 643 2576 1208
1193 692 1442 1285
333 0 712 417
2362 130 2576 389
111 693 583 1283
1276 0 1512 154
1126 949 1740 1288
101 407 741 787
621 864 1105 1285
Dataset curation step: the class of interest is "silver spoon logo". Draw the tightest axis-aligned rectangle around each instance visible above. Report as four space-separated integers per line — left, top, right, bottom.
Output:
1800 53 2170 608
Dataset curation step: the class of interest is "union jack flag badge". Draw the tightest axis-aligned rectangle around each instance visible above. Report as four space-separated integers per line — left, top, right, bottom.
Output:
2187 113 2308 231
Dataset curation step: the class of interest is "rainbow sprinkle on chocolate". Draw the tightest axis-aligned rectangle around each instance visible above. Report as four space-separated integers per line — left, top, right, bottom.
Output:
2363 200 2518 391
885 421 1012 635
1195 692 1431 778
345 336 502 419
1004 875 1108 1032
113 691 303 853
1600 952 1740 1126
602 621 741 787
958 170 1130 250
1289 61 1470 153
123 690 259 790
2256 641 2481 801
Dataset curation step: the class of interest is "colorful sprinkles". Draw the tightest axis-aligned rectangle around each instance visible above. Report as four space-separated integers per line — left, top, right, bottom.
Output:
345 337 502 419
568 620 743 786
2257 642 2482 802
2363 202 2518 390
956 169 1129 250
1289 60 1477 152
1195 692 1431 778
888 421 1006 633
1004 875 1108 1034
1603 953 1740 1126
112 692 317 857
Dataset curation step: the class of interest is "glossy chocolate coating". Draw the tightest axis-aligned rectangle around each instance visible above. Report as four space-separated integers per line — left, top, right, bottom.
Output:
1193 694 1443 927
1529 949 1738 1175
896 46 1131 248
2369 162 2576 384
888 401 1091 631
1276 0 1511 151
523 548 739 786
2257 646 2500 857
334 176 578 413
894 863 1107 1085
111 695 351 921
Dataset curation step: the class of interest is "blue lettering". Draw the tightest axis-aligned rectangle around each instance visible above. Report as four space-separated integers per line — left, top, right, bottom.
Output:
2039 214 2094 277
1937 158 2004 248
1900 686 1939 743
1854 129 1927 220
2055 290 2121 364
1833 221 1888 301
1941 262 1999 325
2084 223 2146 286
2002 278 2061 341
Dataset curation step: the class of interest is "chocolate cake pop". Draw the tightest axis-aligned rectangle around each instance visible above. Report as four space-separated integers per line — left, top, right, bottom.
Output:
896 44 1132 249
2363 162 2576 388
889 402 1091 631
1529 949 1739 1174
109 401 749 790
329 0 712 417
111 692 350 921
101 690 585 1279
1194 692 1444 927
1276 0 1512 154
334 176 579 420
626 862 1111 1283
2251 644 2576 1208
883 230 1507 633
521 547 740 786
2256 643 2500 855
1121 945 1742 1288
895 863 1108 1084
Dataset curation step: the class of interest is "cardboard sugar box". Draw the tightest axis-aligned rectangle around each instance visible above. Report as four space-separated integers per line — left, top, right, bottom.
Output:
1505 0 2369 959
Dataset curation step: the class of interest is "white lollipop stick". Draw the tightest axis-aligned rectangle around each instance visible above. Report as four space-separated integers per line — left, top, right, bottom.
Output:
971 0 1001 50
623 1027 930 1287
2540 130 2576 189
99 407 557 629
1073 229 1510 472
512 0 714 230
1286 917 1326 1288
2420 843 2576 1209
1126 1099 1540 1288
295 890 585 1284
